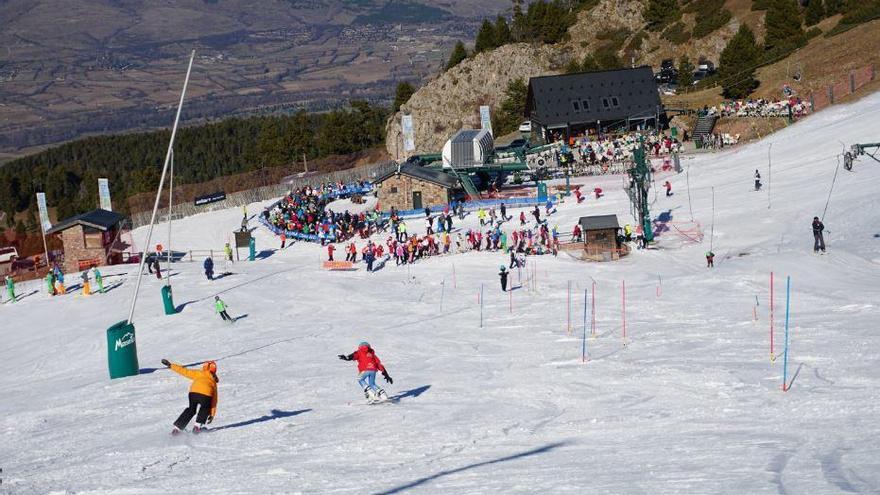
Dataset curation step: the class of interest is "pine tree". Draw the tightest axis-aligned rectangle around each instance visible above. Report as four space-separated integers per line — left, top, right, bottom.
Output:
445 41 468 71
823 0 846 16
474 19 497 53
580 54 600 72
511 0 526 41
565 58 583 74
495 16 512 45
678 56 695 88
764 0 806 51
718 24 760 98
392 82 415 113
644 0 681 31
492 78 529 136
804 0 826 25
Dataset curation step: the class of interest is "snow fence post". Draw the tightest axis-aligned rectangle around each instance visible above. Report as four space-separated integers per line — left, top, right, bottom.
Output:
782 276 792 391
770 272 776 362
582 288 589 362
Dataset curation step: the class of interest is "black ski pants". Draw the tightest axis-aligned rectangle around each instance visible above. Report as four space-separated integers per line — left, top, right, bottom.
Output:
174 392 212 429
219 310 232 321
814 231 825 252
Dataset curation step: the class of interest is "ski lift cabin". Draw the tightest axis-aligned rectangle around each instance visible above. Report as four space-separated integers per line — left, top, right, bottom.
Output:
578 214 629 261
46 209 128 273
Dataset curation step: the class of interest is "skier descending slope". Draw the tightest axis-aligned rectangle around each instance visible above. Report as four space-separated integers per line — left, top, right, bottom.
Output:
161 359 218 435
338 342 393 404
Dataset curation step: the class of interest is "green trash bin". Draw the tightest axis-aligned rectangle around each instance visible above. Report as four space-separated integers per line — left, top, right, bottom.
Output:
106 320 139 379
248 237 256 261
537 182 548 201
161 285 176 315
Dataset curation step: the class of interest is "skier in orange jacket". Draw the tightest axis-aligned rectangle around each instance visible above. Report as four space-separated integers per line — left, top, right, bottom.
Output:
162 359 219 435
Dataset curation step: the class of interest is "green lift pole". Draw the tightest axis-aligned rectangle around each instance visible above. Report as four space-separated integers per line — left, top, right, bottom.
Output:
629 137 654 242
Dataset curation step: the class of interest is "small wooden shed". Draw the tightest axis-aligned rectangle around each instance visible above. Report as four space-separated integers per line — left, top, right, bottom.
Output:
46 209 127 273
374 164 460 212
578 214 628 261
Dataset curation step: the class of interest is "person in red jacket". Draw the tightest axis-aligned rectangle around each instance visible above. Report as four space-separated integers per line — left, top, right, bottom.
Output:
327 243 335 261
338 342 393 403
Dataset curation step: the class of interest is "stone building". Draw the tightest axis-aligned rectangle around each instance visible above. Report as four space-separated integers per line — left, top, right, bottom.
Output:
374 164 460 212
46 209 126 273
578 214 629 262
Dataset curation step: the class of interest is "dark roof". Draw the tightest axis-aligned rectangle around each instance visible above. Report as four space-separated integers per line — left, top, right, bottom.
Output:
374 164 459 189
579 214 621 231
46 209 125 234
526 66 662 129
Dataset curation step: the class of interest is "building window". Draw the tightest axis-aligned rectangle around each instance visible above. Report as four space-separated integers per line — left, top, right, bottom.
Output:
602 98 610 109
611 97 620 107
572 100 581 112
581 99 590 110
390 186 398 193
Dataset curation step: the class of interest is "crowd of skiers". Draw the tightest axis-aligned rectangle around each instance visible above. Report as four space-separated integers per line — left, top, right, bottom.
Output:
263 181 379 244
532 130 683 173
703 97 811 119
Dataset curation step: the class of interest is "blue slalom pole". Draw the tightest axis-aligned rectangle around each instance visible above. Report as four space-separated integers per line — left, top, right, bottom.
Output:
582 289 588 362
782 276 791 391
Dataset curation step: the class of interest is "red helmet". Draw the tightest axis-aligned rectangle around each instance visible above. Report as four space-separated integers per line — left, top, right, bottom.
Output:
203 361 217 373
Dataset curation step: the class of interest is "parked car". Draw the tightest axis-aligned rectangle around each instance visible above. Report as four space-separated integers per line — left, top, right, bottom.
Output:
697 59 716 74
518 121 532 133
692 70 708 85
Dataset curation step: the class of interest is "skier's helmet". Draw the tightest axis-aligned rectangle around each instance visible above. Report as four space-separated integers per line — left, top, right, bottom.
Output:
214 295 220 300
203 361 217 373
359 341 370 348
499 265 506 271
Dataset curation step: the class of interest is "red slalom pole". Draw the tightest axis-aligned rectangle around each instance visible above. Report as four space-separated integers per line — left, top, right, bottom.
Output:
567 280 572 334
622 280 627 346
591 281 596 337
770 271 775 361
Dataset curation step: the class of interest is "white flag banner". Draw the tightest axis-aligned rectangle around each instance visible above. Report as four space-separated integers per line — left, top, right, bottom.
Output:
402 115 415 152
36 192 52 233
479 105 493 136
98 178 112 211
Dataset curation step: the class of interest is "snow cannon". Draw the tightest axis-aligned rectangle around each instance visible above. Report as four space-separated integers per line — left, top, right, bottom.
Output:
106 320 140 379
248 237 256 261
161 284 176 315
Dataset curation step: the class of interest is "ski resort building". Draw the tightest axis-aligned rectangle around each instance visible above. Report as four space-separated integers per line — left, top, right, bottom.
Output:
525 67 664 142
46 209 127 273
374 164 460 212
578 214 628 261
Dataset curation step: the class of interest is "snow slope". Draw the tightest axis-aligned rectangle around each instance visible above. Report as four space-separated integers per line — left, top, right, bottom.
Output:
2 94 880 494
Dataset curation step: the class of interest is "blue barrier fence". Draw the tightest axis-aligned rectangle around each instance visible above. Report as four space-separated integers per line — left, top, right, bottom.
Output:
386 197 547 219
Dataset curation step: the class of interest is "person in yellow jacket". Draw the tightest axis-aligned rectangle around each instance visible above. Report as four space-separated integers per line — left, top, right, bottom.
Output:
162 359 219 435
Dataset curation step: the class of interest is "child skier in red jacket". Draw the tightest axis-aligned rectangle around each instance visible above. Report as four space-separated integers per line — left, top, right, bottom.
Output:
338 342 393 403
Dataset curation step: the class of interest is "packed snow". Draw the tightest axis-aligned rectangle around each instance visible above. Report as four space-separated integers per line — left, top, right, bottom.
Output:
2 93 880 494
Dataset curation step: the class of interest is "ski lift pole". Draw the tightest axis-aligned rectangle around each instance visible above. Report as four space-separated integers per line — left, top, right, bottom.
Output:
582 288 588 362
127 50 195 325
782 276 792 391
160 148 177 315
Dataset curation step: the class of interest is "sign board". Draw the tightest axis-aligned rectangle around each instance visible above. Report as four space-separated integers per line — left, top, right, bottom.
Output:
323 261 356 271
98 178 112 211
77 258 101 271
401 115 415 152
234 231 252 248
479 105 493 136
36 192 52 233
194 191 226 206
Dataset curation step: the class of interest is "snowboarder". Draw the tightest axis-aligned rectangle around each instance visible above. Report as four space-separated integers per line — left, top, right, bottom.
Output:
203 257 214 280
664 181 672 197
80 269 91 296
706 251 715 268
499 265 509 292
161 359 218 435
93 267 104 293
54 268 66 295
754 170 762 191
5 275 16 303
224 243 233 263
812 216 826 253
215 296 233 322
338 342 392 403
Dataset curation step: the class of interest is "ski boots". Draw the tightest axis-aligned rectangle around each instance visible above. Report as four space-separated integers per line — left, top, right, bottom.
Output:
364 387 379 403
171 427 182 436
193 424 206 434
376 388 389 401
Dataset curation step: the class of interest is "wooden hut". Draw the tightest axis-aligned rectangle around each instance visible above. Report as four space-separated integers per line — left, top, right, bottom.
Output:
578 214 629 261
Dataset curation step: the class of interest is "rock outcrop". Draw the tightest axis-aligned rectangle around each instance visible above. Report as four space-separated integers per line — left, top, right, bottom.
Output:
385 43 558 157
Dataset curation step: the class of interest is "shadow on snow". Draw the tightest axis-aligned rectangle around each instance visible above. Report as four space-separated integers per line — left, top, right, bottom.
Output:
212 408 311 431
